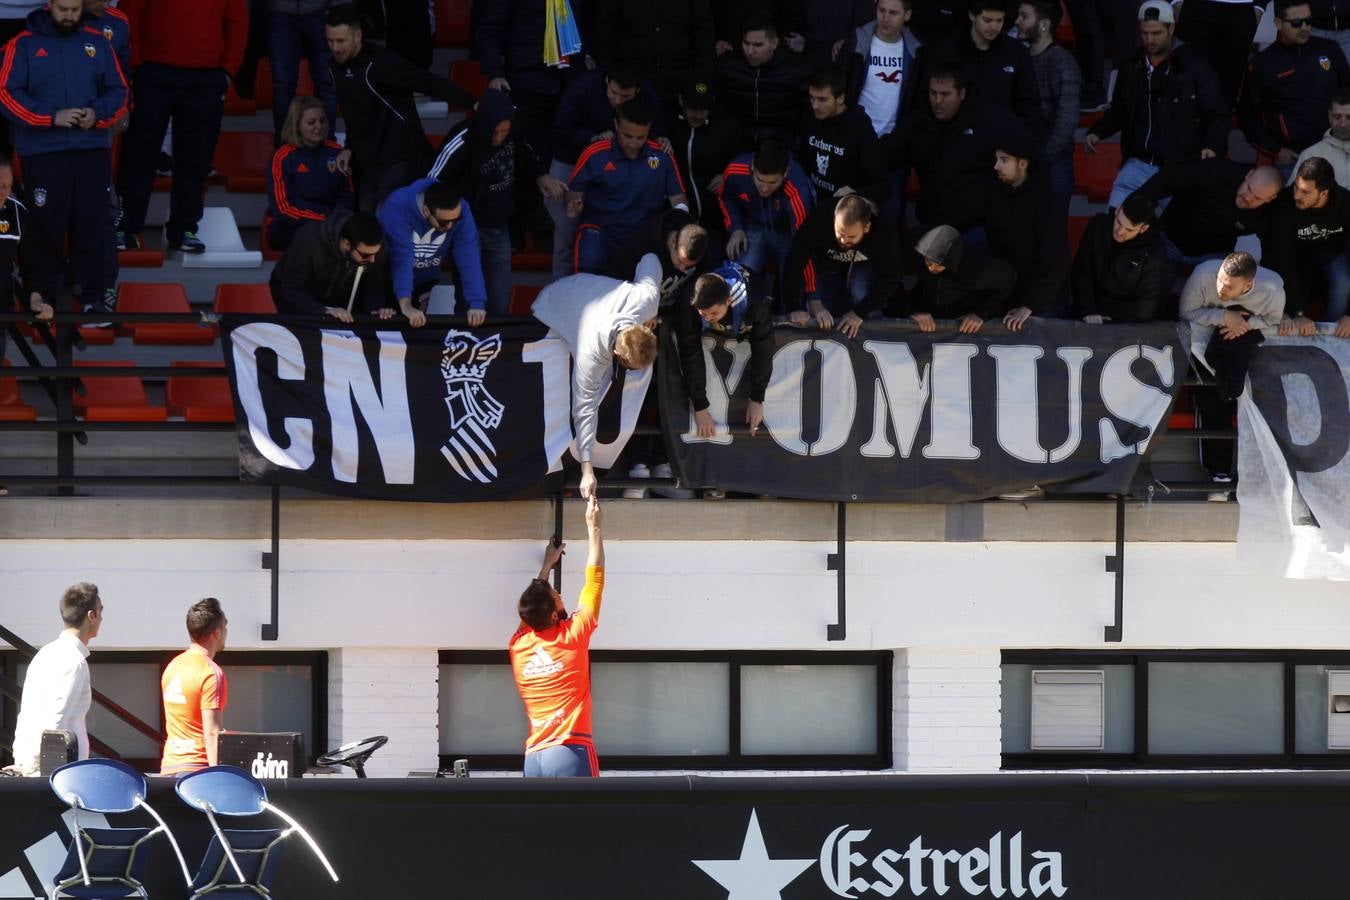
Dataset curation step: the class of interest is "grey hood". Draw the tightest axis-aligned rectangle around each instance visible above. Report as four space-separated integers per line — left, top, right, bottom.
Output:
915 225 964 268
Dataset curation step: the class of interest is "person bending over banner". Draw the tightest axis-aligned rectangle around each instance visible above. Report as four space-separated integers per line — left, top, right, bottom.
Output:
531 253 661 499
510 495 605 778
674 262 773 439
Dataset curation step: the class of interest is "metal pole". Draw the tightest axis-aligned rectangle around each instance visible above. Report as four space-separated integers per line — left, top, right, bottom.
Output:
827 502 847 641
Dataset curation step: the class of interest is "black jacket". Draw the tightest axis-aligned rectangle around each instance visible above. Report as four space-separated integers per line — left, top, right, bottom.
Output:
429 90 541 228
925 28 1043 136
889 99 1021 230
1241 37 1350 156
551 69 667 166
269 212 390 316
673 265 773 410
1136 159 1272 257
1070 212 1173 322
716 44 810 146
797 105 889 202
474 0 589 96
781 200 904 314
1261 185 1350 317
903 239 1016 321
592 0 716 98
668 110 743 229
983 167 1069 312
1087 44 1228 164
332 42 473 171
0 190 58 313
603 209 705 307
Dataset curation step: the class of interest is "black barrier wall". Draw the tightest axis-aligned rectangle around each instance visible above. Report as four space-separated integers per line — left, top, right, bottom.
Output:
3 773 1350 898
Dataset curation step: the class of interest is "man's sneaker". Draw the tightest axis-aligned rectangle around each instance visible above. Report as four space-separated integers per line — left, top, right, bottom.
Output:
651 462 695 499
168 232 205 254
115 231 141 252
623 463 650 499
81 299 115 328
1207 473 1233 502
155 152 173 176
702 488 726 500
998 485 1044 501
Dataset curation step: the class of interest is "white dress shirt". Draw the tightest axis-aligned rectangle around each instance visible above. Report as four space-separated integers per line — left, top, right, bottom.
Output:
11 631 91 775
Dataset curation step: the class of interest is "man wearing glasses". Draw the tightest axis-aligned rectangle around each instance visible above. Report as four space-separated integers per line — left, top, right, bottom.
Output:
1241 0 1350 177
270 210 392 322
378 178 488 328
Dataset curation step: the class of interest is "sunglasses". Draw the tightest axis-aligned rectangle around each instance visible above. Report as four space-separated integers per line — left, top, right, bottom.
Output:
1282 16 1312 26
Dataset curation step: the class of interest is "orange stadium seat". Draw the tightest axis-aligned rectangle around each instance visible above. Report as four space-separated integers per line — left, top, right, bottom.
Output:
167 361 234 422
72 360 167 421
448 60 486 111
115 283 215 345
1073 141 1121 203
0 360 37 421
509 284 542 316
214 283 277 315
213 132 275 193
435 0 471 48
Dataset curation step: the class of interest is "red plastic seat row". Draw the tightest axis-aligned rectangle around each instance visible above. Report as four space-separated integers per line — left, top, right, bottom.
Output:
70 360 234 422
0 359 36 421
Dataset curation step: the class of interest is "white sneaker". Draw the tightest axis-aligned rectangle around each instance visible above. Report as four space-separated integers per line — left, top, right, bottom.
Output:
998 485 1043 501
702 488 725 499
651 462 695 499
623 463 650 499
1207 473 1233 502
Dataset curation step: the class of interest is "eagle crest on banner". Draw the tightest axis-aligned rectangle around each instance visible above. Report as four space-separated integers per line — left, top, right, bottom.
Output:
439 330 506 484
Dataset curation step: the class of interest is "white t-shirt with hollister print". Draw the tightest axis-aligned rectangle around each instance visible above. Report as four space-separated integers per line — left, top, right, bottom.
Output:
859 33 905 137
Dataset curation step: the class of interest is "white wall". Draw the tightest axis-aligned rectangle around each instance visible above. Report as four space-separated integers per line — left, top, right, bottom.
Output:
4 539 1350 651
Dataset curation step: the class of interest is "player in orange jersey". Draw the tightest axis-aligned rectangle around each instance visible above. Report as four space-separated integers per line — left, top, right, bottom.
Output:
160 597 229 775
509 495 605 777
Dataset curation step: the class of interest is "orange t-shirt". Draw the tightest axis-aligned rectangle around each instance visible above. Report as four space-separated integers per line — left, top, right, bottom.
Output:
509 566 603 755
160 645 228 775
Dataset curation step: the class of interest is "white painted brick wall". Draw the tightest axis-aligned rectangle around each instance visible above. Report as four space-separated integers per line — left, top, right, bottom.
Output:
327 648 440 777
893 648 1002 773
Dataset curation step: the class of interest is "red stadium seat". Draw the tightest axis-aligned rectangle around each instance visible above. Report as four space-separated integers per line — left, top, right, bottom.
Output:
214 283 277 315
1067 215 1091 259
118 248 165 267
509 284 542 317
1056 2 1076 49
213 132 275 193
1078 109 1103 130
72 360 167 421
1168 411 1196 429
1074 141 1121 203
224 80 257 116
0 359 37 421
513 233 551 272
448 60 486 111
435 0 470 48
115 283 215 345
167 361 234 422
259 214 283 261
252 58 317 111
905 169 920 201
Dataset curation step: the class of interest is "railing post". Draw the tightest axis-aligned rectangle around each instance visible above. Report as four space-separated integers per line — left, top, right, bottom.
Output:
54 323 76 496
827 502 847 641
1103 495 1125 643
261 483 281 641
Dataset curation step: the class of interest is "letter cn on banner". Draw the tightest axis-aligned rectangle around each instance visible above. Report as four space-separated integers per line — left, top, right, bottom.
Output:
220 319 651 501
658 320 1189 502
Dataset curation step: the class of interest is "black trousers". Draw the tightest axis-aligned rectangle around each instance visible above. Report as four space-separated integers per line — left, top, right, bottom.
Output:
1176 0 1259 107
117 63 227 241
1063 0 1107 93
1197 326 1263 476
23 148 111 302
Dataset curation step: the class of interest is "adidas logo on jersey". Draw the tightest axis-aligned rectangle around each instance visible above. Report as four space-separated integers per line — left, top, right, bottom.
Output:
35 47 48 57
522 647 564 677
297 163 309 173
603 161 617 172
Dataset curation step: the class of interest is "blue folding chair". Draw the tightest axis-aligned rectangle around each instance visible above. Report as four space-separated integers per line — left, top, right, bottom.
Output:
48 759 191 899
174 766 339 898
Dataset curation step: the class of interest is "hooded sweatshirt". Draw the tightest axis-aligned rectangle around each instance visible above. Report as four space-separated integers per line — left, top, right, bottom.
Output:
268 212 390 316
1070 212 1174 323
531 254 662 463
428 89 541 229
1261 184 1350 317
904 225 1017 320
377 177 487 307
1180 259 1286 329
797 104 889 202
781 199 904 315
1294 129 1350 191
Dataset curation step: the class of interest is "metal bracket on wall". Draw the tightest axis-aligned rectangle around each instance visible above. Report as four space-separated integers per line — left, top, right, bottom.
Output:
827 502 847 641
260 483 281 641
1103 495 1124 643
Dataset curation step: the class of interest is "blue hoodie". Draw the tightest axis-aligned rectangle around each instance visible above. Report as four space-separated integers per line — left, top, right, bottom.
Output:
378 177 487 308
0 8 127 157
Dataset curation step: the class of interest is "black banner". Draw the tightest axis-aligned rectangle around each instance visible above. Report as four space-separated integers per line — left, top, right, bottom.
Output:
220 318 651 500
2 773 1350 898
660 320 1189 502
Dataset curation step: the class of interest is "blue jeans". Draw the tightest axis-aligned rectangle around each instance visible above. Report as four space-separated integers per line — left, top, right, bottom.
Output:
523 743 595 777
268 12 337 144
1325 252 1350 320
810 262 876 316
574 222 620 274
1108 157 1160 210
477 225 512 317
1049 151 1074 236
740 222 793 280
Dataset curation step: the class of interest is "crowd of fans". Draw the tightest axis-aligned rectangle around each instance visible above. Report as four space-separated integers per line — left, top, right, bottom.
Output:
5 0 1350 495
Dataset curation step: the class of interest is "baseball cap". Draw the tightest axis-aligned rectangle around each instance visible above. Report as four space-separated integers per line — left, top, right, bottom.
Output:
1137 0 1175 23
682 79 718 110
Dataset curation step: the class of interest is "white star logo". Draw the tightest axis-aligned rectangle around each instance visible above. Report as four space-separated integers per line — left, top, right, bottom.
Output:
692 809 813 899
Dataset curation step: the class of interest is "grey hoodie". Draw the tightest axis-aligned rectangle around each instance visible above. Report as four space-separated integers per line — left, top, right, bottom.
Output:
1292 130 1350 190
1180 259 1286 329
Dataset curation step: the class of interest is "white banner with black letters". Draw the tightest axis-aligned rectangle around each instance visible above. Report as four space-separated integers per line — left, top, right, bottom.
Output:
221 318 650 500
660 320 1190 502
1238 336 1350 580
